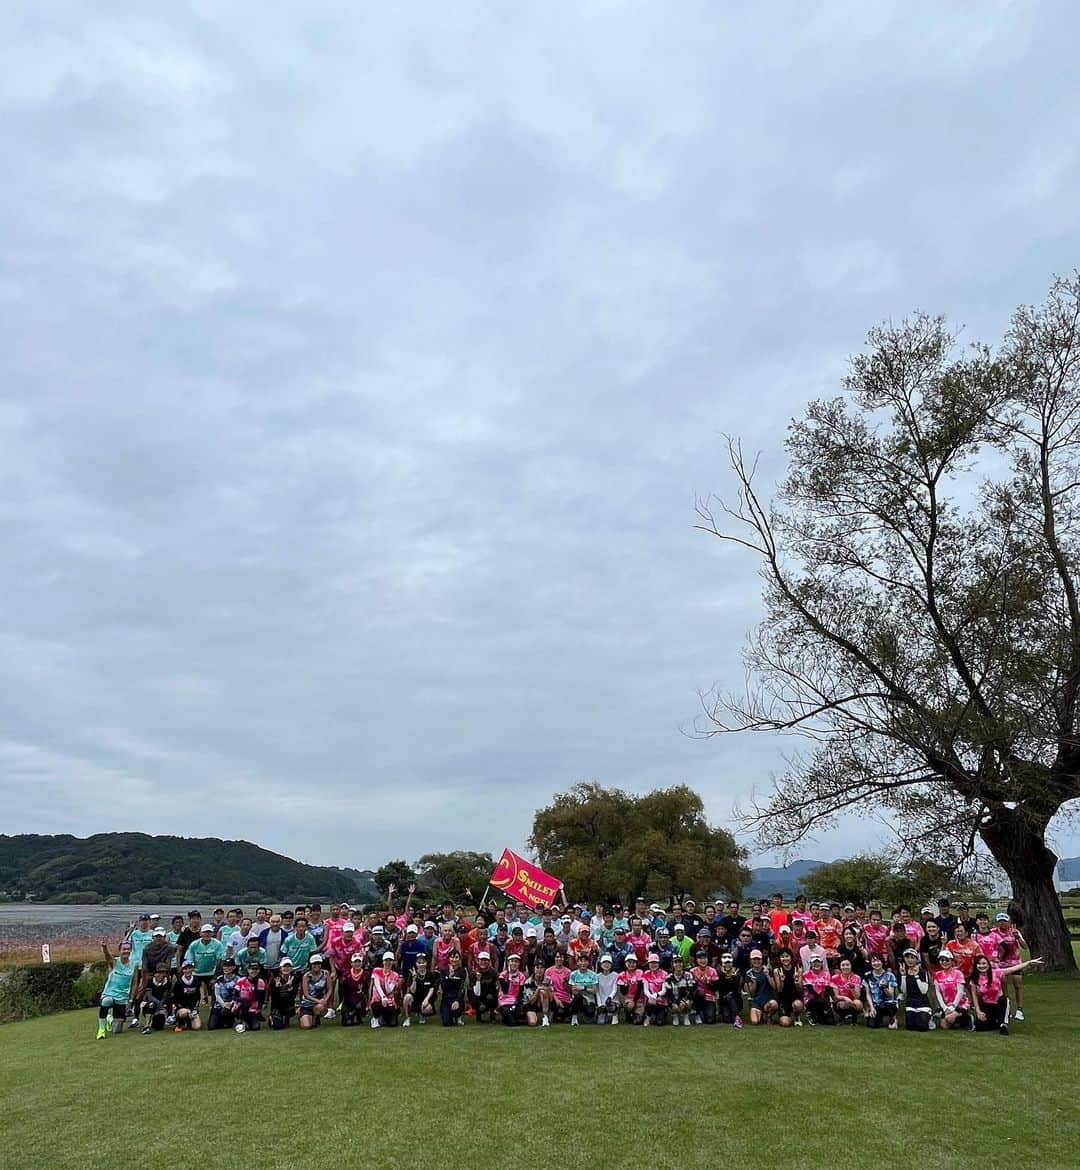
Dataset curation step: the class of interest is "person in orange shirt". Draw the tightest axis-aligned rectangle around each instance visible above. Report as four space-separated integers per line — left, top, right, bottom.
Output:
768 893 790 939
945 922 982 977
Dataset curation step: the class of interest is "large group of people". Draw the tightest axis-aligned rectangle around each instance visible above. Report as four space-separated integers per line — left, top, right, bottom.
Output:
94 887 1042 1039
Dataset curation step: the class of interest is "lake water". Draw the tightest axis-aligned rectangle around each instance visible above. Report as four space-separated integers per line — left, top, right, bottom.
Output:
0 904 232 946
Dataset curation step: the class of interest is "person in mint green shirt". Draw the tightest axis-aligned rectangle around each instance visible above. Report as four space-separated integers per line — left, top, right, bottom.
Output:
281 918 317 971
127 913 155 967
568 953 599 1025
166 915 185 970
185 924 225 997
236 936 268 972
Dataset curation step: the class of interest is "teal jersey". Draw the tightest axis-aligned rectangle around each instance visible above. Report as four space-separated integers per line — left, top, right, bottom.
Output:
166 930 182 968
569 969 599 1000
128 928 154 965
185 938 225 976
281 932 317 970
236 946 267 972
102 956 136 1002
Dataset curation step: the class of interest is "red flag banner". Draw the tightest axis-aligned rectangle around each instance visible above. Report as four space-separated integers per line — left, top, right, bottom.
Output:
489 848 563 908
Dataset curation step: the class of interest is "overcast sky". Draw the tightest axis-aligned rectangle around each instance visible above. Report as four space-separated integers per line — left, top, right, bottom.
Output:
2 2 1079 874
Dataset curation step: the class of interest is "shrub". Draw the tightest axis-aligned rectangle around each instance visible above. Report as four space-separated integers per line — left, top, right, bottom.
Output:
0 961 105 1023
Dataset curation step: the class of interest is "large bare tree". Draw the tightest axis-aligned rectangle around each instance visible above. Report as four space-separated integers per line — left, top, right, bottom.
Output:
697 274 1080 968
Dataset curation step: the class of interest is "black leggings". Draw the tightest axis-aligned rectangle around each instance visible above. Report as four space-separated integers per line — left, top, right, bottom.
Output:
569 994 597 1020
974 998 1008 1030
866 1002 897 1028
441 997 463 1027
98 1003 128 1021
806 995 834 1025
691 993 717 1024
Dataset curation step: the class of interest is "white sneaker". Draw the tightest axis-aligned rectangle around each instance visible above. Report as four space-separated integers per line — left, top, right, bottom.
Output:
234 1023 245 1033
402 1017 411 1028
611 1016 619 1025
370 1018 380 1029
1014 1009 1025 1021
325 1009 335 1020
692 1012 703 1024
570 1014 578 1026
541 1017 550 1028
418 1016 426 1024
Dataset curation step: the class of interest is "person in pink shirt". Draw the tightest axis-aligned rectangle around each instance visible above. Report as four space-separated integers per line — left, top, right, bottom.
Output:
829 958 863 1025
616 954 646 1024
931 950 971 1030
544 951 573 1023
434 923 461 974
497 953 527 1025
860 909 890 960
802 955 833 1025
899 906 925 946
969 952 1043 1035
642 954 669 1027
326 922 358 978
993 912 1029 1020
626 918 652 963
369 952 401 1029
688 951 719 1025
972 913 1001 965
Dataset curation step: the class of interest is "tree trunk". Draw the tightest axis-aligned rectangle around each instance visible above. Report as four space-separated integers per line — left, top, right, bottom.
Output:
980 811 1076 971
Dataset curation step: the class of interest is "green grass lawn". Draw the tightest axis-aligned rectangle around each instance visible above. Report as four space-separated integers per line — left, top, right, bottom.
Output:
3 975 1078 1170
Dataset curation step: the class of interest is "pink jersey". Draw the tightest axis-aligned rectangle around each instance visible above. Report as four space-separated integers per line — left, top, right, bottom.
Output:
642 968 668 1001
434 937 459 973
370 969 400 1005
545 965 572 1005
830 971 862 1000
790 910 814 929
617 969 644 1002
932 967 969 1010
974 930 1001 963
903 921 925 945
973 968 1005 1005
690 965 718 1002
996 929 1022 966
498 970 527 1008
628 933 652 963
862 923 889 956
237 976 265 1007
803 968 831 996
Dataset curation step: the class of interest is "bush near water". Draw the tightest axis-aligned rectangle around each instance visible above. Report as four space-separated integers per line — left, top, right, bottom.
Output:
0 961 106 1024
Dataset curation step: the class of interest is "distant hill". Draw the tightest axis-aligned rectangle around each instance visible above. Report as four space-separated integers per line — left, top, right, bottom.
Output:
745 860 829 899
0 833 380 903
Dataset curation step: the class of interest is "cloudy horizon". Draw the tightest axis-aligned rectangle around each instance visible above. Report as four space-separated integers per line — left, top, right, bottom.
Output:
3 2 1079 875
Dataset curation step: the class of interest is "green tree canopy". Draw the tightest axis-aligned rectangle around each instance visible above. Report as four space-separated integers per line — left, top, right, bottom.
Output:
372 859 417 896
528 782 748 904
798 854 984 909
415 851 495 903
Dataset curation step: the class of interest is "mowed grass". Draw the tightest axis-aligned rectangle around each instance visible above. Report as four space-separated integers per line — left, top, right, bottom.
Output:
2 975 1078 1170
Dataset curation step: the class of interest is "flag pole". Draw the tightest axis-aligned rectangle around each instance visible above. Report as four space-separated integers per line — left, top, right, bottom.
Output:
476 885 490 911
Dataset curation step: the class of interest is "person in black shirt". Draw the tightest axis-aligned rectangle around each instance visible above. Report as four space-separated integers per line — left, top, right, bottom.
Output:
173 911 202 970
171 960 203 1031
953 902 978 937
469 953 499 1022
934 898 959 940
439 953 467 1027
719 902 746 942
139 966 173 1033
403 954 440 1025
269 959 299 1029
680 898 705 938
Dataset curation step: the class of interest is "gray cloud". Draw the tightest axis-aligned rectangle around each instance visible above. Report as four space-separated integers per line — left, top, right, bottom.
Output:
2 1 1079 870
